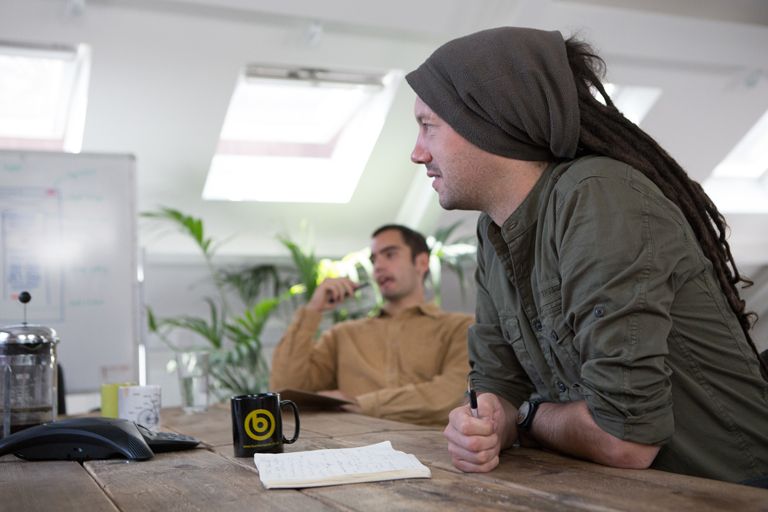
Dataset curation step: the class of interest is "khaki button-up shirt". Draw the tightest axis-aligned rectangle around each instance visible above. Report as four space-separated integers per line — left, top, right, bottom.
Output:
470 155 768 483
270 303 473 427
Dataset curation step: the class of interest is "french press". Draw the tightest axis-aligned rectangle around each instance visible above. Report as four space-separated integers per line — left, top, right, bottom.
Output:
0 291 59 438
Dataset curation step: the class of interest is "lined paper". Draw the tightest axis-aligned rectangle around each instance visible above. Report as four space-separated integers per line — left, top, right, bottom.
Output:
252 441 431 489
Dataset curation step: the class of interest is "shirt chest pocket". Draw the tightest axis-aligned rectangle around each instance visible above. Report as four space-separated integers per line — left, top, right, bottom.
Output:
500 313 548 392
538 282 581 376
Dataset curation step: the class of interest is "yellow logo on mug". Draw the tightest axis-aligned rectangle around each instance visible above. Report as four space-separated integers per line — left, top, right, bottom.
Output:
244 409 275 441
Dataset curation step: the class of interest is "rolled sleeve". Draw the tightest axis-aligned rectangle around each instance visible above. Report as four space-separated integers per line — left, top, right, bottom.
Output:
469 322 532 408
356 391 379 417
556 170 694 444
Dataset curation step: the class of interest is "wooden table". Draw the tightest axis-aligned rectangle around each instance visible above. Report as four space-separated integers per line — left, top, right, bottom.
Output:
2 404 766 511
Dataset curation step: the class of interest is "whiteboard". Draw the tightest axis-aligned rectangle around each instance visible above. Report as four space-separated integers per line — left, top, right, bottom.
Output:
0 150 137 393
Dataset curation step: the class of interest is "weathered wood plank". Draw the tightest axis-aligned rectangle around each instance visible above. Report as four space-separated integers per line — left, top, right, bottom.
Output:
325 429 768 511
159 404 234 447
150 409 768 512
0 459 118 512
294 411 433 437
510 446 768 495
84 445 341 511
302 465 598 512
207 435 601 511
436 448 768 512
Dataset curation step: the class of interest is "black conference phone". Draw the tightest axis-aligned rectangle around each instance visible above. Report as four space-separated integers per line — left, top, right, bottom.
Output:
0 417 200 461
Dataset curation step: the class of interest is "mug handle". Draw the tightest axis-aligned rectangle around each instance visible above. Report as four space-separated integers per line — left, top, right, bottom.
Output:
280 399 300 444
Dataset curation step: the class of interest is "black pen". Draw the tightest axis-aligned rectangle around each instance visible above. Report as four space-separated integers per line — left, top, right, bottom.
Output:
468 381 479 418
328 281 370 303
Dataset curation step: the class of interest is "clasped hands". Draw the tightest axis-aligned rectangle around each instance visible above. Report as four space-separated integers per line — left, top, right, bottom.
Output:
443 392 518 473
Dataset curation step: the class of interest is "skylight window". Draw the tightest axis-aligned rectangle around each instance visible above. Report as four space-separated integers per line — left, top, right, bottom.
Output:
710 108 768 179
596 83 662 125
703 107 768 213
0 41 90 152
203 66 402 203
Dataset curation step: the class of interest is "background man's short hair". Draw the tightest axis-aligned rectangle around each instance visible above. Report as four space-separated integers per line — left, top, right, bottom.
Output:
371 224 430 261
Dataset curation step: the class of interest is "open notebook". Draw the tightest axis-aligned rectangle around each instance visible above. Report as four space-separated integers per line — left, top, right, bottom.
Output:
252 441 431 489
276 388 353 409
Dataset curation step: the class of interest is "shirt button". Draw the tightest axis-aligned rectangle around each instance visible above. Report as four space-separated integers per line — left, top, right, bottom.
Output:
557 381 567 393
533 320 542 332
594 305 605 318
550 330 558 341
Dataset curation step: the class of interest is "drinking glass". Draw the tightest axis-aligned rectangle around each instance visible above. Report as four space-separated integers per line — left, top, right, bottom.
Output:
175 350 210 414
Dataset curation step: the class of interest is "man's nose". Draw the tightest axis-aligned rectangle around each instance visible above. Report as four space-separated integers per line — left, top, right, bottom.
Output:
411 138 431 165
372 257 390 274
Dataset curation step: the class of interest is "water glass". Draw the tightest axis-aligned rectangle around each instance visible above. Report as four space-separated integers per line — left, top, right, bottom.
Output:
175 350 210 414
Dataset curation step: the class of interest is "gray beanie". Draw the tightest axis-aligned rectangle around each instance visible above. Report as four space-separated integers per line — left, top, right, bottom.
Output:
406 27 580 161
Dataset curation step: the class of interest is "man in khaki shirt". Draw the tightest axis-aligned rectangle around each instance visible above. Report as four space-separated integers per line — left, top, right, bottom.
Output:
270 224 473 427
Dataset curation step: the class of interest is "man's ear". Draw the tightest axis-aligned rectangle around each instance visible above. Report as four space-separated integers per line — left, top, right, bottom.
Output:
414 252 430 278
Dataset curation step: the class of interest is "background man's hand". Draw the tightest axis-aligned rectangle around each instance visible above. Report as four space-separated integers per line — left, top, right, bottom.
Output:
306 277 360 313
316 389 362 413
443 392 516 472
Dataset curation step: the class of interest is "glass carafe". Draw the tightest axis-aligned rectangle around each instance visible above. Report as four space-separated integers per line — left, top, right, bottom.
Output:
0 324 59 438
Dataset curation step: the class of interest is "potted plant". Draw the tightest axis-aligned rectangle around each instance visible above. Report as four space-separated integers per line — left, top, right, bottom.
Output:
144 208 286 402
143 208 478 406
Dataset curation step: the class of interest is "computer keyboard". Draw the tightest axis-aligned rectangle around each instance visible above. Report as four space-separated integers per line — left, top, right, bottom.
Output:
136 423 201 453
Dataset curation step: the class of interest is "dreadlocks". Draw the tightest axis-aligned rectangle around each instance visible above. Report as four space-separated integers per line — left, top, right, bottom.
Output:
565 37 764 373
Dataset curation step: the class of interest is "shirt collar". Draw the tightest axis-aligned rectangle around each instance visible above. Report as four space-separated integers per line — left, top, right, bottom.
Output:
377 302 442 319
498 161 559 243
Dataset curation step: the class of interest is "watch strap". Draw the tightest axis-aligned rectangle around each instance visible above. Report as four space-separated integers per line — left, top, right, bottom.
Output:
517 399 546 431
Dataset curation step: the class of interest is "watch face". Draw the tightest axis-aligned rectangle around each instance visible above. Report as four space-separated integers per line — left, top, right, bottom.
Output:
516 401 531 425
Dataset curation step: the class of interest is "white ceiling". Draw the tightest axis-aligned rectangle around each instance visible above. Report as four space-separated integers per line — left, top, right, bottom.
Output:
1 0 767 267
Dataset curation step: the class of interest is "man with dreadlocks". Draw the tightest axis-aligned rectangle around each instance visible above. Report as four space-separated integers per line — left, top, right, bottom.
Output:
407 27 768 486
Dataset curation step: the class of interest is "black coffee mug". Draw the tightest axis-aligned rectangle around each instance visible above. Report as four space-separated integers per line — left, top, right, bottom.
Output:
230 393 300 456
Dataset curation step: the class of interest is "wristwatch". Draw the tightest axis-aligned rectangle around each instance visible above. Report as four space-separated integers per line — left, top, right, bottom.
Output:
516 399 546 431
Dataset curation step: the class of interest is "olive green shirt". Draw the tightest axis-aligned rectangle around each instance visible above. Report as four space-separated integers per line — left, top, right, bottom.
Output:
470 155 768 483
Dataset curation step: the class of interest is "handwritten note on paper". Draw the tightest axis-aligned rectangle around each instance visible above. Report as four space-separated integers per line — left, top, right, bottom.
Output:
252 441 431 489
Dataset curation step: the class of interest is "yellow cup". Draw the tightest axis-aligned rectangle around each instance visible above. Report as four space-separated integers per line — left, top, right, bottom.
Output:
100 382 136 418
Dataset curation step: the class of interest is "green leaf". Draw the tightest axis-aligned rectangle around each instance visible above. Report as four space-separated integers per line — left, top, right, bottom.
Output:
142 207 214 258
226 297 279 346
151 298 224 349
432 220 464 244
146 306 158 332
424 220 478 306
218 264 282 307
278 236 320 301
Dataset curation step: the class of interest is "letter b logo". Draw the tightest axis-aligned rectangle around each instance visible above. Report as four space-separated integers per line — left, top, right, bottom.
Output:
244 409 275 441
